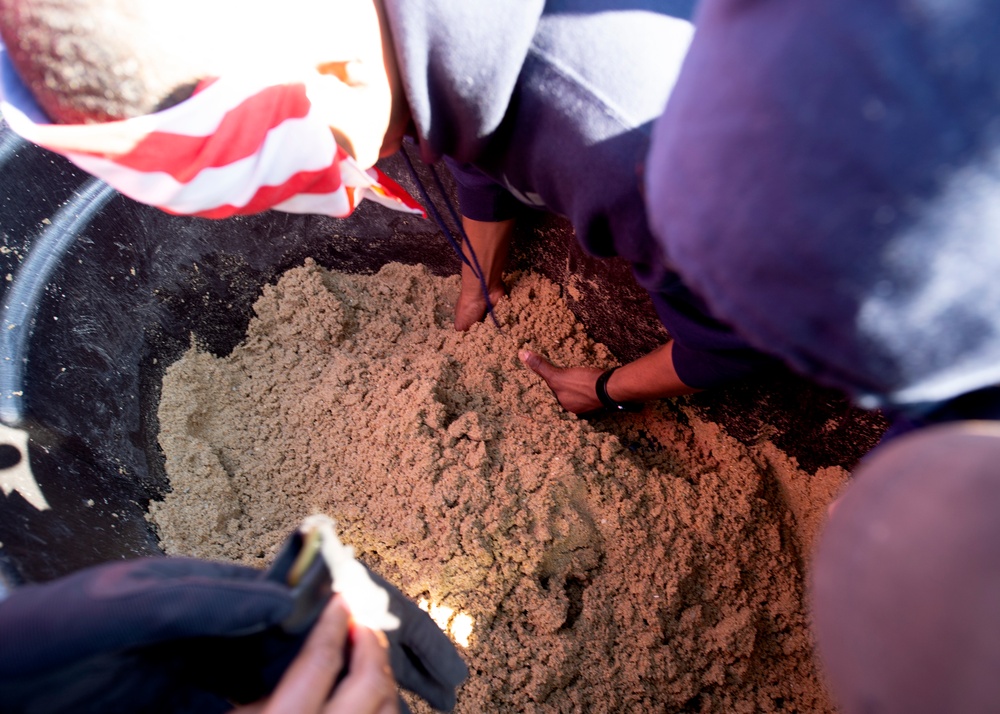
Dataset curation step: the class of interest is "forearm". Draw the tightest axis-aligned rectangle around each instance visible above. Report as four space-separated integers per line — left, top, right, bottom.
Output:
460 216 514 289
519 341 698 415
604 342 700 403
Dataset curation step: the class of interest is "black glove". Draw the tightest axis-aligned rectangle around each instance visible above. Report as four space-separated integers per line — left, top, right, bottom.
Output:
0 543 468 713
370 567 468 711
0 557 296 713
263 527 469 712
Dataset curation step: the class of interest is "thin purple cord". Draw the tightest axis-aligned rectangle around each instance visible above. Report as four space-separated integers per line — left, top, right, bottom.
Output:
399 147 500 328
427 162 494 311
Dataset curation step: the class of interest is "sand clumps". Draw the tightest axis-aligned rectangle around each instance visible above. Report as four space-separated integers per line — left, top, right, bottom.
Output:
149 259 845 712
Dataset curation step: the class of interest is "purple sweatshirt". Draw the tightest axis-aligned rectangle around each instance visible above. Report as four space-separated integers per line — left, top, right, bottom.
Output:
646 0 1000 424
383 0 782 388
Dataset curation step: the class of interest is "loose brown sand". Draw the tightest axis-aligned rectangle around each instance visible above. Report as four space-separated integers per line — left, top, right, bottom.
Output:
149 259 847 713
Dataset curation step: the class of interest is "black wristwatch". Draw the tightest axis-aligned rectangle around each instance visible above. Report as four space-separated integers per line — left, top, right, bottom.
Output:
595 367 641 412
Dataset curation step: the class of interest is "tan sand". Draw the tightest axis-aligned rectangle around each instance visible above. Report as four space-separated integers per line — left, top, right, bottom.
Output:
148 259 847 713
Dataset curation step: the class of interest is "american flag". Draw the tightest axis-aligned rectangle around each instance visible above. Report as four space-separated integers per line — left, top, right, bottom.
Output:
0 44 424 220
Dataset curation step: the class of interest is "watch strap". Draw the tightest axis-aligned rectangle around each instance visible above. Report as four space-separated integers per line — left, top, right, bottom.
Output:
595 367 640 412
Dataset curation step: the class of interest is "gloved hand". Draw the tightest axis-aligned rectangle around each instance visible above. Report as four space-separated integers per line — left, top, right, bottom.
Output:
0 543 468 713
263 525 469 713
368 567 468 712
0 557 296 714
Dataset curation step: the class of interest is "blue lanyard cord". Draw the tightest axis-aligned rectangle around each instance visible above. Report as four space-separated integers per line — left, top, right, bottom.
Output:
399 146 500 328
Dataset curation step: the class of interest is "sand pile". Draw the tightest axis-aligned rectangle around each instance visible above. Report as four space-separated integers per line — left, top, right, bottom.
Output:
149 259 846 713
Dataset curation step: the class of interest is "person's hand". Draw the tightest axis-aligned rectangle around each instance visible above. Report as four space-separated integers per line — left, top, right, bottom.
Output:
454 282 506 331
519 349 604 414
0 540 466 714
232 596 398 714
264 521 468 712
521 343 700 415
453 217 513 331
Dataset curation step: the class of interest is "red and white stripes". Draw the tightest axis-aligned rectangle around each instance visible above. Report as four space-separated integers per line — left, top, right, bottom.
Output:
0 48 423 220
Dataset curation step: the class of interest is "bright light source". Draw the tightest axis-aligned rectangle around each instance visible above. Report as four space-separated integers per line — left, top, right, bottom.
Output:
450 612 474 648
418 598 474 648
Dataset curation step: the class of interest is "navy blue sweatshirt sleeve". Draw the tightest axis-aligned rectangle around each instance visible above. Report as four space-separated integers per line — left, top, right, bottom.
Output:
444 159 522 222
645 274 783 389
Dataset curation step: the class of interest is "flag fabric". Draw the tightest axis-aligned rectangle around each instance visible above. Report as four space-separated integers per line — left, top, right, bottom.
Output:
0 43 424 220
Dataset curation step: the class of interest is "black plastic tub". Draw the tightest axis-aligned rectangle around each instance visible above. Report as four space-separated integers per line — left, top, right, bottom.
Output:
0 125 886 589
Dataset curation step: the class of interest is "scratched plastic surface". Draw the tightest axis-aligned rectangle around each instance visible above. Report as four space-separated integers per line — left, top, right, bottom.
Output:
0 135 459 584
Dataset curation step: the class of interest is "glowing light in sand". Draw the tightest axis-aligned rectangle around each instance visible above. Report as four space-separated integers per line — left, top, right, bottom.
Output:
418 598 474 648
